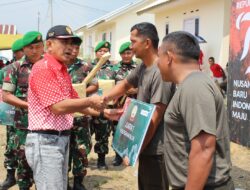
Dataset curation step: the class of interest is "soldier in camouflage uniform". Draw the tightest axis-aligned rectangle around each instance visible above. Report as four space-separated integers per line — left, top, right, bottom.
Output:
91 41 116 169
0 38 24 189
0 38 24 190
67 36 98 190
112 42 137 166
0 66 18 190
1 31 44 190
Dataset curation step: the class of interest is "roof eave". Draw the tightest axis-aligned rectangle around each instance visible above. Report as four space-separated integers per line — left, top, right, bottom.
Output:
137 0 171 15
85 0 146 29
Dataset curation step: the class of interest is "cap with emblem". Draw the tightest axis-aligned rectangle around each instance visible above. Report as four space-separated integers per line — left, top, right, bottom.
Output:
94 41 111 52
22 31 43 47
72 35 83 46
46 25 79 41
119 42 131 54
12 38 24 52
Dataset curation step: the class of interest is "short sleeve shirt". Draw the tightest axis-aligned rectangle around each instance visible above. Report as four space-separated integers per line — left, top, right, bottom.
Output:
210 63 224 78
164 72 231 188
113 61 137 83
28 53 78 131
126 63 173 155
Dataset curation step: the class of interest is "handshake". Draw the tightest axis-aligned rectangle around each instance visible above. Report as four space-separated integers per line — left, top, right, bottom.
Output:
87 95 123 121
87 94 130 166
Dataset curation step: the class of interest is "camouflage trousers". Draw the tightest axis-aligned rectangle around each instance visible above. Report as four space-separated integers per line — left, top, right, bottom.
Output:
91 115 112 154
4 125 18 170
9 128 33 189
68 116 92 177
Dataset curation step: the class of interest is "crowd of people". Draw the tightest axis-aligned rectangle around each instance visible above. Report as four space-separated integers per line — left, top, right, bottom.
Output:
0 22 233 190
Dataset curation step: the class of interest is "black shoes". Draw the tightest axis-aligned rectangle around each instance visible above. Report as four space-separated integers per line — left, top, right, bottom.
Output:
112 153 123 166
97 154 108 170
0 169 16 190
73 176 87 190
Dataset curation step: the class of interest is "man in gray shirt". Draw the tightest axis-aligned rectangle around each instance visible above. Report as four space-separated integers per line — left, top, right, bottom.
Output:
104 22 173 190
157 31 234 190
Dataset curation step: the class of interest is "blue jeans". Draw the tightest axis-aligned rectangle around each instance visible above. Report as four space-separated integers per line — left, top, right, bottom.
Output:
25 133 70 190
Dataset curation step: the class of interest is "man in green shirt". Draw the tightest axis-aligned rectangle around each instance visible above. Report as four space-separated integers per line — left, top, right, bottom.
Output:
104 22 172 190
157 31 234 190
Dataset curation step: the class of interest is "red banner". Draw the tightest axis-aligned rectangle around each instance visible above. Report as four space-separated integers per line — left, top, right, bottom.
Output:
228 0 250 147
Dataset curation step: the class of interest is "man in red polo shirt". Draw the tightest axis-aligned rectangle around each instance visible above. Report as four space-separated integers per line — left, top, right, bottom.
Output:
25 25 105 190
208 57 227 96
208 57 226 83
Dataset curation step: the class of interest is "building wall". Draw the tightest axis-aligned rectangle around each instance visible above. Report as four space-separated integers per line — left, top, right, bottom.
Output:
154 0 231 72
80 23 116 60
112 12 154 61
76 1 155 62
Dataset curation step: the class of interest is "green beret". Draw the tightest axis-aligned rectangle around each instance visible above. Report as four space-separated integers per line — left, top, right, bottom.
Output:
12 38 23 52
119 42 131 54
72 35 82 46
95 41 111 52
22 31 43 47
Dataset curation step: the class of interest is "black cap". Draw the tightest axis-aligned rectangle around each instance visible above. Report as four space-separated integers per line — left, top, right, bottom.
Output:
46 25 77 40
72 35 82 46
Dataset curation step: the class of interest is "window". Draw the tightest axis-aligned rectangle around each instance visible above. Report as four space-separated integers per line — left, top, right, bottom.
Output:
87 35 92 55
195 18 199 36
102 33 106 41
109 32 112 42
165 23 169 35
183 17 199 36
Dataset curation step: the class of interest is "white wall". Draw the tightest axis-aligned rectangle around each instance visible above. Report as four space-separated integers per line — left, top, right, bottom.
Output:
84 13 154 61
76 1 155 61
154 0 230 72
113 12 154 61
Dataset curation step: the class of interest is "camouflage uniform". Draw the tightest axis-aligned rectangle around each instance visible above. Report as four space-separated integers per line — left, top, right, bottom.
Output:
112 60 137 132
0 64 18 171
68 58 94 177
114 60 137 82
2 57 33 189
91 59 116 155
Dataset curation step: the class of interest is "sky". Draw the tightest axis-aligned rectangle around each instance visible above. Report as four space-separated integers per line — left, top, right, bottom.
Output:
0 0 136 37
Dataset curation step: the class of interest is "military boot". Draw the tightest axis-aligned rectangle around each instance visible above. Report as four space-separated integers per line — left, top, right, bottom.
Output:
73 176 87 190
112 152 123 166
97 154 108 170
0 169 16 190
67 177 72 190
68 183 72 190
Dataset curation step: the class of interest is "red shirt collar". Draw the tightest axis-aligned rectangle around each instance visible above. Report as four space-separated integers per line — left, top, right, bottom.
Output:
44 53 67 71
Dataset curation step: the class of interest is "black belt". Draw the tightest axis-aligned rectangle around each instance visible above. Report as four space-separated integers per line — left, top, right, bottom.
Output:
29 130 71 136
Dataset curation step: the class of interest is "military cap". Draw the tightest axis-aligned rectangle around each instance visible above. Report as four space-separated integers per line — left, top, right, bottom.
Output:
12 38 23 52
22 31 43 47
46 25 79 41
119 42 131 54
72 35 83 46
95 41 111 52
